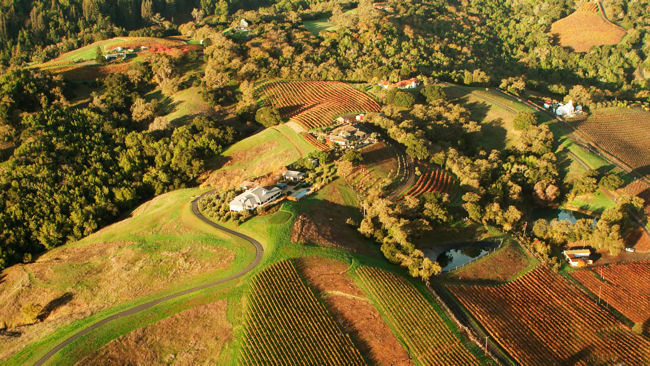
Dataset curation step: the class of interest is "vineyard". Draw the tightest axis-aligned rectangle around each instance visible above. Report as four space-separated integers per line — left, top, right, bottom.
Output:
621 179 650 214
300 132 330 151
573 108 650 175
255 80 381 130
239 260 365 365
550 1 626 52
447 267 650 365
356 266 480 365
571 262 650 324
401 166 457 200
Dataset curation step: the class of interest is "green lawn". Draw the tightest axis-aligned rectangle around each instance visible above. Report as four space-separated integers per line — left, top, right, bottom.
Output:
304 18 337 35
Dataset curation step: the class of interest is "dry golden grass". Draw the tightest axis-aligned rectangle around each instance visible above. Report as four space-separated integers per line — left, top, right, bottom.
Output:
0 190 237 361
550 2 626 52
80 300 230 365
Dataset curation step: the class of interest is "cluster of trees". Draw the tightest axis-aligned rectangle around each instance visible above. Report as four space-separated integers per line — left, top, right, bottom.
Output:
358 193 448 283
198 189 253 224
365 99 480 164
532 195 645 256
569 170 624 199
0 69 235 270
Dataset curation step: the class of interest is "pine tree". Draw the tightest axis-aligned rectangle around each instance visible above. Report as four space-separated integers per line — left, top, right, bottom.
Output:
95 46 105 64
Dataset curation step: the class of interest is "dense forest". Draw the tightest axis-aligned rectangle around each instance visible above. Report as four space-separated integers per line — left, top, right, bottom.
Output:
0 0 648 271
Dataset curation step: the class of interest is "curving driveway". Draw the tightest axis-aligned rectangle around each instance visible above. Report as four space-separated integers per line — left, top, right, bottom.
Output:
34 190 263 366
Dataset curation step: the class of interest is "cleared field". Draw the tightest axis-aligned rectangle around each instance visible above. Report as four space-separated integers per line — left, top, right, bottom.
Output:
357 266 480 365
256 80 381 130
162 86 212 124
447 267 650 365
239 260 365 365
0 189 251 362
202 124 315 189
572 108 650 176
79 300 230 364
296 257 412 365
550 2 626 52
571 262 650 325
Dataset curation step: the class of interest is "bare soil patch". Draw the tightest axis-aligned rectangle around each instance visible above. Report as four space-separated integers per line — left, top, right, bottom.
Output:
291 183 377 257
451 243 531 282
296 257 412 365
79 300 230 365
625 227 650 253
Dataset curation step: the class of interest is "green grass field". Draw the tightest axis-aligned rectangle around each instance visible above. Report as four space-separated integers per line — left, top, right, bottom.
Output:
203 124 316 188
34 37 186 70
2 188 257 365
443 84 539 150
162 86 212 124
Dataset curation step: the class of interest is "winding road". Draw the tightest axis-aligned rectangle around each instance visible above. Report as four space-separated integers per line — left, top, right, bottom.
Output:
33 191 264 366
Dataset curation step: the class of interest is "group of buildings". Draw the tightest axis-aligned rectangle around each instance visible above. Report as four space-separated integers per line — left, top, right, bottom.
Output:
544 100 584 118
321 118 375 150
229 170 307 212
377 78 420 90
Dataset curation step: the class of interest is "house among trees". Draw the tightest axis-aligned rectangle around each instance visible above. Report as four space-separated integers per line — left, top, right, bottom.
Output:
235 19 250 32
395 78 420 89
563 249 593 267
373 2 395 12
283 170 305 183
229 186 282 212
324 123 372 149
377 80 391 89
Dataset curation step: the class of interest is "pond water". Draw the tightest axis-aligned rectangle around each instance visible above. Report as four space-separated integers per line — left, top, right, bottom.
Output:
423 241 499 272
533 208 595 225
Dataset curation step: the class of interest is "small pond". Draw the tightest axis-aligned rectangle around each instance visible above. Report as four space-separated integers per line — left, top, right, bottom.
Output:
423 241 499 272
533 208 594 224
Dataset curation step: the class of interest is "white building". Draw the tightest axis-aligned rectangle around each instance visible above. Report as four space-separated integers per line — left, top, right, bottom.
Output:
563 249 593 267
229 186 282 212
556 100 576 117
283 170 305 183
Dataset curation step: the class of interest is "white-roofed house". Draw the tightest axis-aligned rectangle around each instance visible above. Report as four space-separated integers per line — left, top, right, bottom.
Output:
229 186 283 212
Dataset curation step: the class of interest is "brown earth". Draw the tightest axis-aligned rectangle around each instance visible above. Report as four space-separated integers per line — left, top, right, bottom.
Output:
625 227 650 253
79 300 230 365
451 243 531 282
291 182 378 257
550 3 626 52
296 257 412 366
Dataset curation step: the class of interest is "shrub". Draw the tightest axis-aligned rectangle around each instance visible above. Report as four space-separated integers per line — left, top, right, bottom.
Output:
513 111 537 130
255 106 282 127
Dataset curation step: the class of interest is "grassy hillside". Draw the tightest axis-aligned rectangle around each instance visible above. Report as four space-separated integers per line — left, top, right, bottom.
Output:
550 2 626 53
203 124 316 189
1 188 256 364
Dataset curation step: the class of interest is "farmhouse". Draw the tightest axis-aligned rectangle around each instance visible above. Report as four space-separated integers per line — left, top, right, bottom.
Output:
283 170 305 183
377 81 391 89
229 186 282 212
563 249 593 267
395 78 420 89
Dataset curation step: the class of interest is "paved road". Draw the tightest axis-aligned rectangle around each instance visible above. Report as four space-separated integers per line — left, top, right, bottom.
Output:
34 191 264 366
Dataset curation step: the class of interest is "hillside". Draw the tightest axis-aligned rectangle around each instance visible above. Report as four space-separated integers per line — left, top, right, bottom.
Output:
550 1 626 52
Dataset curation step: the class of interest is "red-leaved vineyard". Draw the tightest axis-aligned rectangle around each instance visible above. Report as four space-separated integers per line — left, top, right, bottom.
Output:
447 268 650 365
401 166 457 200
239 260 365 365
255 80 381 130
571 262 650 324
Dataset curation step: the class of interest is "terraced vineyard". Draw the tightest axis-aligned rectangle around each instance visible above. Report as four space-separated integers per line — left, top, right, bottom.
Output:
573 108 650 174
402 167 457 200
300 132 330 151
240 260 365 365
571 262 650 324
256 80 381 130
357 266 479 365
447 268 650 365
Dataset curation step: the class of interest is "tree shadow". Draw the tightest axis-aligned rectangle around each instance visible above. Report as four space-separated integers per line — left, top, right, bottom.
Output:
630 164 650 178
0 273 5 285
36 292 74 322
